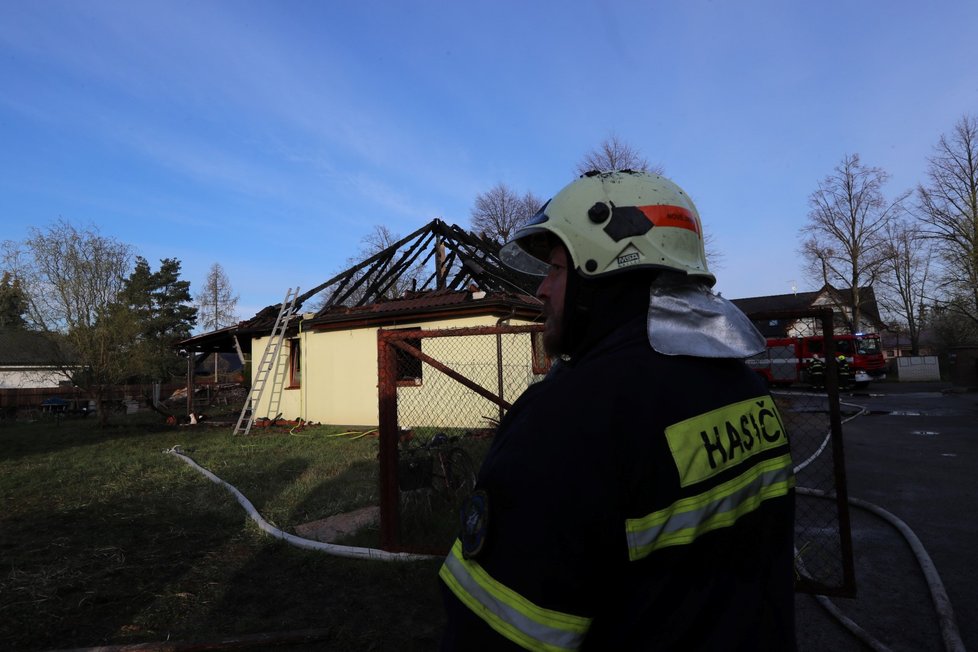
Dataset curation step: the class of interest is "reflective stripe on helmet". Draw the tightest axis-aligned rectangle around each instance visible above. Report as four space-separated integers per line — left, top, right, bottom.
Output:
637 205 700 235
439 539 592 651
625 454 794 561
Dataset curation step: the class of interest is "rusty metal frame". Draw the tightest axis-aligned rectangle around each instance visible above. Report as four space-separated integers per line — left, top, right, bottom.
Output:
377 323 543 551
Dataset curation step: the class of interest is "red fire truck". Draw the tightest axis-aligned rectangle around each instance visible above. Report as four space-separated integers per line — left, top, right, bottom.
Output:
747 333 887 388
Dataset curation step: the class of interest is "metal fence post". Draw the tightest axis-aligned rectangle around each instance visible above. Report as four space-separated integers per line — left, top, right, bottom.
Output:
820 308 857 594
377 330 400 551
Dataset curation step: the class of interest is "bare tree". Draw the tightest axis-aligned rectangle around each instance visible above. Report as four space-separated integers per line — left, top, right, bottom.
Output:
877 219 934 355
196 263 239 332
196 263 239 380
360 225 399 258
470 183 543 244
575 134 662 176
917 114 978 330
313 225 424 310
355 225 423 300
2 219 137 424
799 154 908 333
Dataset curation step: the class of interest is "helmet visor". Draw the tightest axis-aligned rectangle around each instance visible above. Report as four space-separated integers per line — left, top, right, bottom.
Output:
499 240 551 276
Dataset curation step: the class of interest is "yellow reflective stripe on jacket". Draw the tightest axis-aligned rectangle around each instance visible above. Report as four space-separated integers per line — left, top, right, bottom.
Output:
439 539 592 651
625 453 794 561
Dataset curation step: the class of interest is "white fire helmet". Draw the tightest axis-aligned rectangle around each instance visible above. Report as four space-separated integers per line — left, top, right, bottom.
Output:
500 170 715 287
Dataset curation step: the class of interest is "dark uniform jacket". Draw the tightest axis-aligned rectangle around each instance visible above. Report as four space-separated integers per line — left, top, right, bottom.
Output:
440 315 796 651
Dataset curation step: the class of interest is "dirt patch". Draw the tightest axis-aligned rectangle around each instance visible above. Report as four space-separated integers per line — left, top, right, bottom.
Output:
295 506 380 543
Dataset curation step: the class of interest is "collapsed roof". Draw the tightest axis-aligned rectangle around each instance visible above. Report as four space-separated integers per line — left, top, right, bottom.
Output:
182 219 543 352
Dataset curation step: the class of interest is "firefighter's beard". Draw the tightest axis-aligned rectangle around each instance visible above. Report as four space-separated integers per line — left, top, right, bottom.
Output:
542 301 563 358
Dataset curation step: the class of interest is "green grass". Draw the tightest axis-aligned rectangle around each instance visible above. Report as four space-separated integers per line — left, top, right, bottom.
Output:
0 415 447 651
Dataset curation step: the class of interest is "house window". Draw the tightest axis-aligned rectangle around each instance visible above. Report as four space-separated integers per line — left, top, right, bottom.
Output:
288 339 301 388
396 328 423 386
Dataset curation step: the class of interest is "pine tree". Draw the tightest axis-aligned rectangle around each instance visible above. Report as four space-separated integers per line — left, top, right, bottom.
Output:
120 257 198 382
0 271 28 329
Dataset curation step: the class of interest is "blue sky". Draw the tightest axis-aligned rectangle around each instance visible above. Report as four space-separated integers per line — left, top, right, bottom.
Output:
2 1 976 325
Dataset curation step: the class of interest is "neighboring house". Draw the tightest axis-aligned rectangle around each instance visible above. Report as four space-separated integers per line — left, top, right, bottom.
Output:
879 328 938 359
731 284 885 338
0 328 75 389
180 219 544 425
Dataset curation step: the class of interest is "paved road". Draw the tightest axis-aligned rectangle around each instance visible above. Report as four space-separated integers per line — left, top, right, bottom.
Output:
795 381 977 651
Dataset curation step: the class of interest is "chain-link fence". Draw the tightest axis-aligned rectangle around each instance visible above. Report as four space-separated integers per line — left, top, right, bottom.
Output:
377 324 547 553
376 314 855 596
746 308 856 597
776 388 857 596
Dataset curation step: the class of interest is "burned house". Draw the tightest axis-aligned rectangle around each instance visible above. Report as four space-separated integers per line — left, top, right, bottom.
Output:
181 219 544 428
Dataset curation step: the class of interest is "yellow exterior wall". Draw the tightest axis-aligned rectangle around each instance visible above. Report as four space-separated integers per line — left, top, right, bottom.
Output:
250 314 540 427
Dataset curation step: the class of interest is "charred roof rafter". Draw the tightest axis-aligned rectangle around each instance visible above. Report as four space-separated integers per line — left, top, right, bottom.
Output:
289 219 539 319
182 219 543 350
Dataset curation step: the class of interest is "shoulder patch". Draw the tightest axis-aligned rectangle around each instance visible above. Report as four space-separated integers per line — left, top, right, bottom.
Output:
459 490 489 559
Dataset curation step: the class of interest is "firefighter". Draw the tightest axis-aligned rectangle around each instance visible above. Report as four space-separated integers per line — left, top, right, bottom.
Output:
806 355 826 389
440 171 796 650
835 354 853 390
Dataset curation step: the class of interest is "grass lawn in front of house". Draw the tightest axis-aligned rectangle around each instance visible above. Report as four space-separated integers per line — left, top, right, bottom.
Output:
0 415 447 651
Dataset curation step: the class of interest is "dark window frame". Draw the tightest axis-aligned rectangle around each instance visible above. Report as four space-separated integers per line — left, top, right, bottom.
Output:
531 331 552 375
287 339 301 389
395 328 423 387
